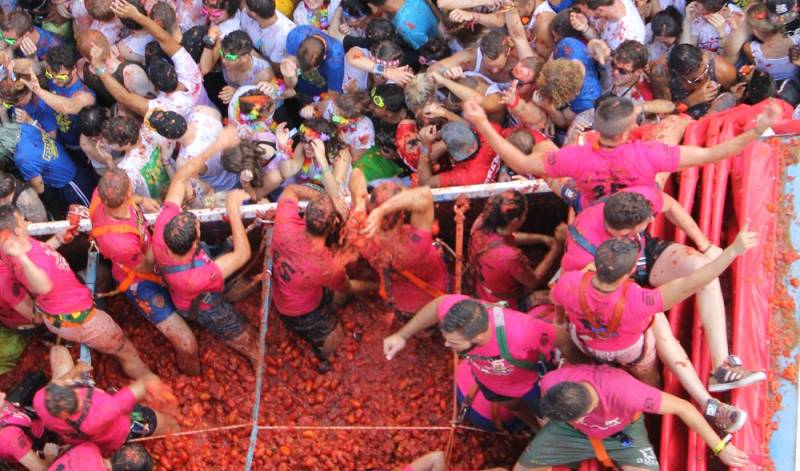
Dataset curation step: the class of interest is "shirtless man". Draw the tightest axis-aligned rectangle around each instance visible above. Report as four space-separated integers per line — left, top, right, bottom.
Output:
434 31 518 87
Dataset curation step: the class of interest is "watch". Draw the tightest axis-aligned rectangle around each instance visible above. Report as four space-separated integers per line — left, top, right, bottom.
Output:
202 35 217 49
372 63 386 77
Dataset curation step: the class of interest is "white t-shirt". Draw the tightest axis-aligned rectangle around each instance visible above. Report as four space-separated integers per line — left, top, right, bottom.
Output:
149 48 212 117
177 111 239 192
322 101 374 150
292 0 342 30
590 0 646 50
645 23 673 62
690 5 741 53
177 0 206 32
240 11 297 64
342 46 369 92
117 127 174 198
219 12 244 38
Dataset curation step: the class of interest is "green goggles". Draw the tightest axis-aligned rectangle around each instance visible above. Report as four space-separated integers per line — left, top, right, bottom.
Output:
331 114 351 126
370 87 384 108
0 32 17 46
44 69 70 82
1 101 12 109
218 49 240 61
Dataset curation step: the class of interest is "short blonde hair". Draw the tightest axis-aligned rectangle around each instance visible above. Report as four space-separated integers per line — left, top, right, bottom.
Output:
404 73 437 113
536 59 584 109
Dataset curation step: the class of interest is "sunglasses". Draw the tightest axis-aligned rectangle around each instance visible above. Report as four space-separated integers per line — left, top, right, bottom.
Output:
45 69 70 82
370 88 385 108
685 63 709 84
218 49 240 61
0 32 17 46
202 6 225 18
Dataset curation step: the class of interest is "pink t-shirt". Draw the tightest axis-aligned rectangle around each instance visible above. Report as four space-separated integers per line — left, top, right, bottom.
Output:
0 262 31 328
455 360 515 423
561 186 664 272
540 365 662 439
0 401 43 461
7 239 94 315
437 295 556 397
47 442 106 471
544 140 678 209
89 191 150 284
33 386 136 454
469 221 528 309
271 198 347 316
552 270 664 351
152 202 224 311
381 225 449 313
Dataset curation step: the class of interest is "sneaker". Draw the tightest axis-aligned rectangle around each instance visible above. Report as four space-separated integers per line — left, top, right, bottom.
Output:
708 355 767 392
704 398 748 433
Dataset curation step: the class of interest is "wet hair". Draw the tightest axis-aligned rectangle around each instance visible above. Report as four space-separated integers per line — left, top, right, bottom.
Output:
246 0 276 19
333 92 370 119
221 30 253 56
1 10 33 35
221 140 266 187
0 204 20 231
297 36 326 71
76 30 111 61
87 0 116 21
540 381 592 421
181 25 208 63
147 56 179 93
45 44 78 72
369 181 404 227
374 123 398 158
304 194 338 236
668 44 703 77
109 444 154 471
574 0 613 9
594 96 636 139
613 40 649 71
441 299 489 340
119 0 147 30
418 38 452 67
745 70 777 105
204 0 242 17
595 238 639 283
479 31 507 61
342 0 371 18
480 190 527 233
102 115 142 147
0 172 15 199
550 8 582 40
603 191 653 230
0 78 28 103
507 129 535 155
536 59 584 108
78 106 111 137
301 118 346 160
364 18 397 45
404 73 436 114
98 169 131 208
593 91 618 109
164 212 199 255
372 83 406 113
446 76 479 106
699 0 726 14
370 40 405 67
651 6 682 39
151 2 178 32
747 3 782 36
44 384 79 417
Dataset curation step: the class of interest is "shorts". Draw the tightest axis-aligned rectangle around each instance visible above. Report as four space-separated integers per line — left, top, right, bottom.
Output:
177 293 246 341
455 387 525 433
632 233 673 286
518 417 659 470
127 404 157 440
278 289 338 356
44 308 125 355
124 281 175 325
474 377 542 417
571 326 658 378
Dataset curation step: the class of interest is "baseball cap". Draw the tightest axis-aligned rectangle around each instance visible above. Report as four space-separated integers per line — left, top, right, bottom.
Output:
441 122 479 162
767 0 798 24
147 110 188 139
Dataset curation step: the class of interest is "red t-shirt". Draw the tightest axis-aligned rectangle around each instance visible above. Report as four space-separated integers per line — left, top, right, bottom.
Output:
437 295 556 397
152 202 224 311
0 262 31 328
271 197 347 316
561 186 663 272
47 442 106 471
469 221 529 310
0 401 43 461
33 386 136 454
439 122 504 187
7 239 93 315
89 190 150 284
540 365 662 439
544 140 679 208
552 270 664 351
395 121 421 171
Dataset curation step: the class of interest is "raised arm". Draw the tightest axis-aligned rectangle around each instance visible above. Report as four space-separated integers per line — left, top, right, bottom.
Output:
660 192 711 251
429 71 504 114
383 296 443 359
505 3 535 60
213 190 252 278
22 78 94 115
362 185 435 236
112 0 181 56
90 47 149 117
1 237 52 295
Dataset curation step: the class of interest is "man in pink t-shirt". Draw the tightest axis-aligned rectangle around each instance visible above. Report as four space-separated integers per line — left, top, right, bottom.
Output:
513 365 749 470
0 262 35 329
0 394 47 471
461 97 783 207
0 205 152 380
383 294 567 428
561 188 766 393
151 127 258 367
47 442 153 471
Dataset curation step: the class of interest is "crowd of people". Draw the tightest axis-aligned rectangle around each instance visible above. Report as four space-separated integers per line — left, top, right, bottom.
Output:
0 0 795 468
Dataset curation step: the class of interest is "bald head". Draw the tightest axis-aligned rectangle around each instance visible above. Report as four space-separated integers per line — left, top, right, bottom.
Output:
76 30 111 61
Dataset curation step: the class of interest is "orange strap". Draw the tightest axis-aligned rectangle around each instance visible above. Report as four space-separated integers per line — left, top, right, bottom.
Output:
577 271 631 339
90 224 141 238
378 268 446 301
115 265 163 293
584 411 643 468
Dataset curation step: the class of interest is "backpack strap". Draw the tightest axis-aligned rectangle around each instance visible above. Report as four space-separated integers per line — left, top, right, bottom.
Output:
160 246 208 275
568 224 598 256
491 307 539 371
64 387 94 441
577 272 631 339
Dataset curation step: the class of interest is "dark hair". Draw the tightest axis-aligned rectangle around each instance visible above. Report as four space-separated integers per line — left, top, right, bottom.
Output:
0 78 28 103
668 44 703 77
446 76 478 106
98 169 131 208
181 25 208 63
87 0 116 21
342 0 371 18
221 140 266 187
364 18 397 45
441 299 489 340
0 204 20 231
301 118 346 160
651 6 682 38
369 181 404 227
507 129 535 155
163 212 199 255
540 381 593 421
147 56 179 92
595 238 639 283
575 0 614 9
372 83 406 113
147 110 188 139
119 0 147 30
0 172 15 199
151 2 178 32
304 194 338 236
1 10 33 35
370 39 405 67
110 444 154 471
221 30 253 56
699 0 726 13
603 191 653 230
297 36 326 71
204 0 242 17
480 190 527 233
365 0 388 6
419 37 451 67
79 106 111 137
45 44 78 72
333 92 370 118
613 40 649 71
441 13 485 46
550 8 582 40
594 96 636 139
44 384 79 417
746 70 777 105
102 115 141 147
479 31 507 60
246 0 276 19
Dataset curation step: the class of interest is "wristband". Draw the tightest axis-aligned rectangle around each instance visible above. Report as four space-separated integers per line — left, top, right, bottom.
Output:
712 434 732 455
94 66 106 77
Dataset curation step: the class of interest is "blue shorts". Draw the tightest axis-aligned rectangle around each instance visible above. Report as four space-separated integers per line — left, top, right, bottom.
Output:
124 280 176 325
456 387 526 433
475 377 542 417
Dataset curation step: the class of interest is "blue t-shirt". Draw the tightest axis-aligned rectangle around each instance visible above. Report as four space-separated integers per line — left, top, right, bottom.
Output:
14 96 58 134
14 123 76 188
553 38 602 114
285 25 345 96
393 0 439 50
48 79 95 149
13 27 61 61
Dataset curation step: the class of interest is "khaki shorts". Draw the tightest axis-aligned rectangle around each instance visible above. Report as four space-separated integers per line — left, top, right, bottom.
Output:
44 309 125 355
571 326 658 378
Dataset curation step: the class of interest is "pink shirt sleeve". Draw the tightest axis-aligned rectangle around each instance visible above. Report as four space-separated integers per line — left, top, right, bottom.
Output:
611 370 663 414
543 145 583 178
625 286 664 324
0 277 26 310
643 141 680 174
113 387 138 415
0 426 33 460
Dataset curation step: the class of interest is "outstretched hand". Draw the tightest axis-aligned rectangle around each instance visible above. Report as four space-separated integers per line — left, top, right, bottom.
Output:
755 102 783 134
730 220 757 255
111 0 143 20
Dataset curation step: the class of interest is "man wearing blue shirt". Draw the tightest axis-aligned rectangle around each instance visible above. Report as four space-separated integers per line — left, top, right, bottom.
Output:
283 25 344 99
366 0 438 50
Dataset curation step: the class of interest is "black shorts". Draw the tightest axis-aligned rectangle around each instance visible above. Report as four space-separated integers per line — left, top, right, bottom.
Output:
177 293 247 341
127 404 157 440
278 289 338 355
632 233 673 286
474 377 542 417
